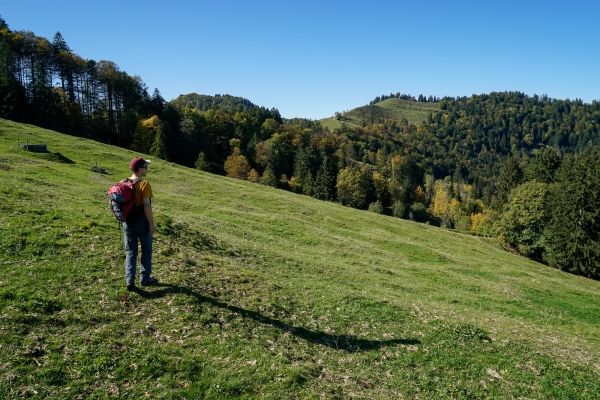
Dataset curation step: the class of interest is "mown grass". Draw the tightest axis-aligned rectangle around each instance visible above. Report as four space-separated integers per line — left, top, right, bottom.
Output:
1 118 599 399
319 99 441 131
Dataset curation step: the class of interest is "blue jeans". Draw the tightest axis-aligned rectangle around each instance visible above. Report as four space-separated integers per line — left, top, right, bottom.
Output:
123 215 152 283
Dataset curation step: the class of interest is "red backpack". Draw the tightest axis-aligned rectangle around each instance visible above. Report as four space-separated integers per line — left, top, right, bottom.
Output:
107 178 143 223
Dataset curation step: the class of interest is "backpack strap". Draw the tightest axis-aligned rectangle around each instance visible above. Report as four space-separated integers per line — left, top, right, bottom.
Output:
131 177 143 208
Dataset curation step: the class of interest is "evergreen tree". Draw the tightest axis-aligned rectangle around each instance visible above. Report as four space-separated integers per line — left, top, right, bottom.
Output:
544 150 600 278
150 124 169 160
180 117 199 167
194 151 211 171
261 164 278 187
293 147 314 195
525 147 560 183
494 157 524 208
312 156 336 201
151 88 166 116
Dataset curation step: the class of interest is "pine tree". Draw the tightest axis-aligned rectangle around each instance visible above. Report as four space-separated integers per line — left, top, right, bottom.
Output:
150 88 165 116
293 147 313 195
261 164 278 187
525 147 560 183
312 156 335 201
194 151 211 171
544 150 600 278
494 157 523 208
150 124 168 160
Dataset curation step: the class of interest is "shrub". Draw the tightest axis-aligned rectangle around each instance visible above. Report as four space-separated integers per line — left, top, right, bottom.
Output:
392 201 405 218
248 169 260 183
368 201 384 214
454 215 472 231
194 151 211 172
409 202 428 222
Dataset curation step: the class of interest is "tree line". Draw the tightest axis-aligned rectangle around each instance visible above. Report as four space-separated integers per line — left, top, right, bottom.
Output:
369 92 440 105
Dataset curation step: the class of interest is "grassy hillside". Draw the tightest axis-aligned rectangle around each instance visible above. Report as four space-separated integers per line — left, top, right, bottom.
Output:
1 118 599 399
319 98 442 130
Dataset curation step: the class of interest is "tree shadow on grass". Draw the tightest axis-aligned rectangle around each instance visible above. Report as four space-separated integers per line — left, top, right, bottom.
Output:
133 283 421 352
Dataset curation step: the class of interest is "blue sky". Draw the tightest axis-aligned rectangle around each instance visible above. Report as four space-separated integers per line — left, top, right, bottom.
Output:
3 1 600 119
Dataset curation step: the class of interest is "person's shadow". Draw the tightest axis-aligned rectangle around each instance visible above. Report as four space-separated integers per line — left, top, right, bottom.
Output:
132 284 421 352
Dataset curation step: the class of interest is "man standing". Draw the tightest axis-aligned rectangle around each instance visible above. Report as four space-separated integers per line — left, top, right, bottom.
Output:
124 157 157 291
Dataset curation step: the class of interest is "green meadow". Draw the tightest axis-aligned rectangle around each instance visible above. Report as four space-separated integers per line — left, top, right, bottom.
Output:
319 98 441 130
0 118 599 399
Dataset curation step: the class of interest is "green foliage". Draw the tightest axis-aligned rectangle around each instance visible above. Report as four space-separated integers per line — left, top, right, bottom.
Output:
409 202 428 222
194 151 211 172
367 200 384 214
312 156 336 201
494 157 524 208
260 164 278 187
150 123 169 160
293 146 315 195
131 116 158 154
544 150 600 278
495 181 550 260
525 147 561 183
392 200 405 218
336 166 374 209
454 215 472 231
171 93 268 115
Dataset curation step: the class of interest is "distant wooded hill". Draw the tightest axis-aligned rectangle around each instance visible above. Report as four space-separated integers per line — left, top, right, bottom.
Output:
170 93 279 116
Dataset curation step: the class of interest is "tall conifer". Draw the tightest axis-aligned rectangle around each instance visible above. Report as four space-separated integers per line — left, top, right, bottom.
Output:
544 150 600 278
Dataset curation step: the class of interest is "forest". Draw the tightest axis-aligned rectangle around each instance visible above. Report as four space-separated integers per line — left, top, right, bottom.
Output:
1 16 599 279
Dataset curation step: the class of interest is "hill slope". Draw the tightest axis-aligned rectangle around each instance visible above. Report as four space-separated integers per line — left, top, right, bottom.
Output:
320 98 442 130
0 118 599 398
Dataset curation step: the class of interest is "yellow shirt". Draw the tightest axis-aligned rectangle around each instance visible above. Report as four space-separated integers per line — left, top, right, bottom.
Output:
130 179 152 207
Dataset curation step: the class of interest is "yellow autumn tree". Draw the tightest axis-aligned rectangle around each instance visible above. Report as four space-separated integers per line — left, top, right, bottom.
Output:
470 209 498 236
428 179 452 227
224 147 251 180
248 169 261 183
372 172 390 206
131 115 162 154
414 185 425 203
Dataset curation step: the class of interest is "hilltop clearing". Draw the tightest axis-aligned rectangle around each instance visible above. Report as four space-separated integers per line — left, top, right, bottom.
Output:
320 98 441 130
0 118 599 398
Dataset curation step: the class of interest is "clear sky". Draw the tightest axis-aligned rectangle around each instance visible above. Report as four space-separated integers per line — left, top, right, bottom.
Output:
2 1 600 119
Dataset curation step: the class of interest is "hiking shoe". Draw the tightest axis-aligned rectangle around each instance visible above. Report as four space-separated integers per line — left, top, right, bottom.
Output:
140 276 157 286
126 281 135 291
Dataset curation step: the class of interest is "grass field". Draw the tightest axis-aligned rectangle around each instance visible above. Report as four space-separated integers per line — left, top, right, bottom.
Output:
319 99 442 131
1 118 599 399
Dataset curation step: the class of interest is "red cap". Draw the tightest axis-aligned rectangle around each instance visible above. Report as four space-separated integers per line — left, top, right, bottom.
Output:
130 157 150 171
